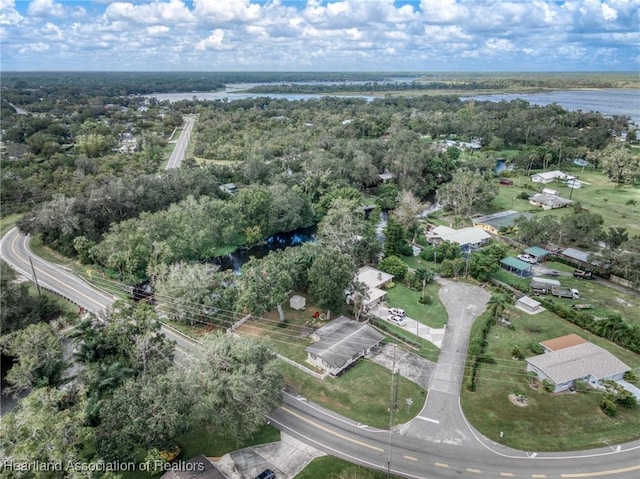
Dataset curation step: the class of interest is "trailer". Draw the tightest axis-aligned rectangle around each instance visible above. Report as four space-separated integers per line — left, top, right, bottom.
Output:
530 277 560 295
573 269 594 280
551 286 580 299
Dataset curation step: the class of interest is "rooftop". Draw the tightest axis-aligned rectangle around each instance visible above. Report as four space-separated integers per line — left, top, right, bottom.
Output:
525 246 549 257
306 316 384 370
532 170 577 181
500 256 533 272
357 266 393 289
540 334 587 352
517 295 541 309
431 226 491 246
562 247 590 263
472 210 531 230
526 342 629 385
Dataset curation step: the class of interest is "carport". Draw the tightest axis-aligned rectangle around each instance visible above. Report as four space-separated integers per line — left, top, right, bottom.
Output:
500 257 533 277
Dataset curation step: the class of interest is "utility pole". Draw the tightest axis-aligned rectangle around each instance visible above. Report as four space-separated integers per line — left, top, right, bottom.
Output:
29 256 41 296
387 344 397 479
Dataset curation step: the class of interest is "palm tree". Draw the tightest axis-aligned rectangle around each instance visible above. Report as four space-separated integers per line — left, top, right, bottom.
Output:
487 293 509 319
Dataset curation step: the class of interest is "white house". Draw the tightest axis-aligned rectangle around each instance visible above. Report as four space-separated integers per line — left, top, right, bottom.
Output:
426 225 491 252
526 341 630 393
306 316 384 376
515 295 542 314
531 170 576 184
347 266 394 307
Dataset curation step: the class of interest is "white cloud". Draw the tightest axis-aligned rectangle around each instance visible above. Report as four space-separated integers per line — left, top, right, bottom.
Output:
420 0 469 23
19 41 50 53
196 29 234 51
193 0 261 23
601 3 618 20
28 0 65 17
147 25 170 36
105 0 194 25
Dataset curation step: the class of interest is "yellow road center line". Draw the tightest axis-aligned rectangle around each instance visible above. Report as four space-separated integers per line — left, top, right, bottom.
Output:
467 468 482 473
532 475 547 478
434 463 449 468
501 473 515 477
561 464 640 478
280 406 384 452
403 455 417 461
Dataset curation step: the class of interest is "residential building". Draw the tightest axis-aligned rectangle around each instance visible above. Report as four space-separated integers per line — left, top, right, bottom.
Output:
540 333 587 353
500 257 533 277
425 225 491 252
528 192 573 210
471 210 531 235
306 316 384 376
526 341 630 393
347 266 394 307
531 170 577 184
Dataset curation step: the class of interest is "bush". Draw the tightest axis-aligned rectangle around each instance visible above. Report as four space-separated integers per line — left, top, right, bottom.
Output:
418 294 432 305
529 342 544 354
378 255 408 281
511 346 524 360
600 398 618 417
542 379 555 393
623 370 637 384
518 191 530 200
574 379 589 393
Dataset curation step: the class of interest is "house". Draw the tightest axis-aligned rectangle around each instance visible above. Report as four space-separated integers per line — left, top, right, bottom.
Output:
471 210 531 235
567 179 582 189
515 295 543 314
526 341 630 393
500 257 533 277
348 266 394 307
425 225 490 252
160 455 228 479
531 170 576 184
306 316 384 376
529 193 573 210
540 333 587 353
219 183 238 195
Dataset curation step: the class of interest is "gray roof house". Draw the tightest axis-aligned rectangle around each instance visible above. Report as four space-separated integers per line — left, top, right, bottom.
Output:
526 341 630 393
306 316 384 376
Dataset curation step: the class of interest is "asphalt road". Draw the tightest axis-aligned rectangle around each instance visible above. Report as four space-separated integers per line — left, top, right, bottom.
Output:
165 116 195 169
2 229 639 478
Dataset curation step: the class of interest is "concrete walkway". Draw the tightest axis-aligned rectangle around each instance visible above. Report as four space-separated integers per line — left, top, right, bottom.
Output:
214 433 325 479
374 305 446 348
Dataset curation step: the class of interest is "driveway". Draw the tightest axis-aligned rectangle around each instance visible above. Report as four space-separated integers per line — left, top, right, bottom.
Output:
368 343 436 390
396 279 490 447
374 306 445 348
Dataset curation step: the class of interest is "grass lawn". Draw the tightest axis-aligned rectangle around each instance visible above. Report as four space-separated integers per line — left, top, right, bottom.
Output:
282 359 426 428
491 168 640 237
0 213 22 236
385 282 448 328
491 265 639 326
461 309 640 451
296 456 402 479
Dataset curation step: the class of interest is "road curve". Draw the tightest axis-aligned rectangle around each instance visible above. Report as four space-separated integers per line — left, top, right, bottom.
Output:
165 116 195 170
2 227 639 478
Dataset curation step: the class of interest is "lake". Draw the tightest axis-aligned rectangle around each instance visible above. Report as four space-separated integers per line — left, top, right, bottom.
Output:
464 89 640 125
148 85 640 126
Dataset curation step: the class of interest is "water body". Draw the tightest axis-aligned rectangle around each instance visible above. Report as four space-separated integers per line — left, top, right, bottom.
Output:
464 89 640 125
214 225 317 274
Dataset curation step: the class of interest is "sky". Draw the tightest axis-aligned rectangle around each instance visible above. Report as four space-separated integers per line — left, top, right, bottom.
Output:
1 0 639 72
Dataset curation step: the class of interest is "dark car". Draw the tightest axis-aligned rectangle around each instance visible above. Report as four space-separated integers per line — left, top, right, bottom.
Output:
255 469 275 479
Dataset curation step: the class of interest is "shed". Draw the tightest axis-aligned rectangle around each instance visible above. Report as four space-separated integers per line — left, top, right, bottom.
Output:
289 295 306 311
561 247 590 264
515 295 542 314
500 257 533 277
524 246 549 262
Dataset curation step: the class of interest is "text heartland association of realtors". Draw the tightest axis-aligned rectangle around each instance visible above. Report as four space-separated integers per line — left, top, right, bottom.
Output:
0 460 205 474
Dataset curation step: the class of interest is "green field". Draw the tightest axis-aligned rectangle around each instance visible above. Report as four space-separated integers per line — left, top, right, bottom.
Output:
0 214 22 236
492 168 640 237
461 309 640 451
296 456 402 479
282 359 426 428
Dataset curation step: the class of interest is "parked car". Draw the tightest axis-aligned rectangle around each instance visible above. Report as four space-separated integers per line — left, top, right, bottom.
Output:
573 269 594 279
517 254 537 264
255 470 275 479
389 315 406 326
389 307 406 317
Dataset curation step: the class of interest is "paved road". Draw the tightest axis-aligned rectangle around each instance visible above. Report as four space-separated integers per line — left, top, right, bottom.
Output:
165 116 195 170
2 231 639 478
0 227 114 315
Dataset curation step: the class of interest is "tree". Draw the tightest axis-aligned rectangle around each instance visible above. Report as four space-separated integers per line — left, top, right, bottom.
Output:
437 168 497 217
604 227 629 250
0 323 67 393
97 371 191 462
561 204 604 248
514 215 561 246
1 388 93 479
487 293 509 318
469 250 500 282
317 198 380 265
392 189 423 232
185 333 283 444
154 261 237 327
383 218 407 257
378 255 408 281
593 143 640 187
308 246 356 319
237 250 294 321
